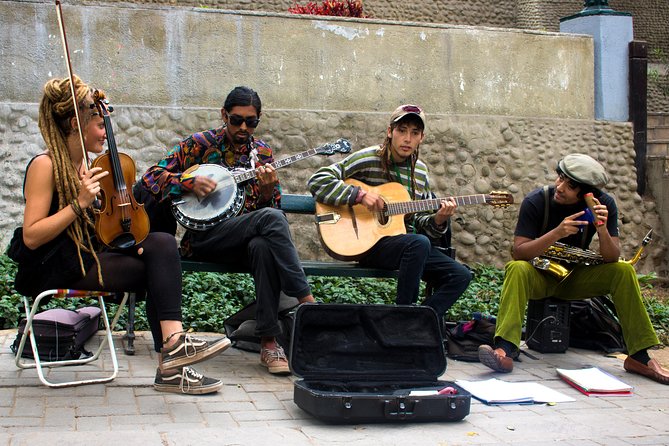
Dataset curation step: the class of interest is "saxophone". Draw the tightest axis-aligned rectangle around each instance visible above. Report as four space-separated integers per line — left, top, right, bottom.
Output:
530 229 653 281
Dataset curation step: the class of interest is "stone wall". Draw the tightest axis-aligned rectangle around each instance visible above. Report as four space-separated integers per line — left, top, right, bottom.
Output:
3 103 666 275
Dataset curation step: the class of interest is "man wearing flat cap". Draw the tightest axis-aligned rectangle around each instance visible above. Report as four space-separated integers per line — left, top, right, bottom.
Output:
478 153 669 384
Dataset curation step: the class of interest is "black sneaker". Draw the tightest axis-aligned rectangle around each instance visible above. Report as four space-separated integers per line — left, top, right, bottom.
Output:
160 332 231 370
154 366 223 395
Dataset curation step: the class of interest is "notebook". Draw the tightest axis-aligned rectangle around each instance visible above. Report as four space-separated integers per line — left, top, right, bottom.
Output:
455 378 574 405
556 367 633 397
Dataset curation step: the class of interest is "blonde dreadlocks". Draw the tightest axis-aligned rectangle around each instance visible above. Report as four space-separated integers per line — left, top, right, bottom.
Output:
37 75 103 285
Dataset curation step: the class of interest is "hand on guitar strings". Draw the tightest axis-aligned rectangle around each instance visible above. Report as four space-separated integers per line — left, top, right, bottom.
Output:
359 190 386 212
192 175 218 199
255 164 278 201
434 198 457 227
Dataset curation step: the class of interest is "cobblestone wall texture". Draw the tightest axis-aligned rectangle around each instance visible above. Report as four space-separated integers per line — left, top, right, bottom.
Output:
2 103 665 276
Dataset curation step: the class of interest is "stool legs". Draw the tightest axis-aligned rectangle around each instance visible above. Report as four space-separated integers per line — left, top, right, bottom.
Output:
15 289 127 388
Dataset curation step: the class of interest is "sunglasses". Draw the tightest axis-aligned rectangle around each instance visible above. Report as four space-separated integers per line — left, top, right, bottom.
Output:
228 114 260 128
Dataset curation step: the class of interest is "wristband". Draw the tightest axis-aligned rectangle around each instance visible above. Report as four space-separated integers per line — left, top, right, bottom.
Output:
71 199 84 218
355 188 367 204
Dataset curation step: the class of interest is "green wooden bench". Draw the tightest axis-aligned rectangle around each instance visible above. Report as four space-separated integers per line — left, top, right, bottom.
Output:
180 194 401 278
123 194 400 354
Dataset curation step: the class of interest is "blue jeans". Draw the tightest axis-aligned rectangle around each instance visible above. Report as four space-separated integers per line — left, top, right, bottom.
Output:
359 234 472 318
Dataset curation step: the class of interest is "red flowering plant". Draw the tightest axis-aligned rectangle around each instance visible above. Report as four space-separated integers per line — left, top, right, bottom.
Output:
288 0 367 18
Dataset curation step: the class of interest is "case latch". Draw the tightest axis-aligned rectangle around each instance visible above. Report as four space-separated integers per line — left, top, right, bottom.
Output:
384 398 416 419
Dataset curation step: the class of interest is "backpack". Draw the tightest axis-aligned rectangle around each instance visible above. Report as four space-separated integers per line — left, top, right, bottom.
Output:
11 307 101 361
569 296 627 353
444 313 496 362
223 293 299 357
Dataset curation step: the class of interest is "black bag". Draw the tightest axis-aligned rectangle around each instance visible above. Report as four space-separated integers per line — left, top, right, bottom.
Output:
132 182 177 236
223 293 299 356
11 307 101 361
290 304 471 423
569 296 627 353
6 227 27 263
444 314 496 362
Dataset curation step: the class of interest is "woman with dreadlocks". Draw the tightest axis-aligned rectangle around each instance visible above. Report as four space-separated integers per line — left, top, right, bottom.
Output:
308 104 472 320
14 76 230 394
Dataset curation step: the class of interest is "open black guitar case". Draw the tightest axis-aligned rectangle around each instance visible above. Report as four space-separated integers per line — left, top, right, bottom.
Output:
290 304 471 423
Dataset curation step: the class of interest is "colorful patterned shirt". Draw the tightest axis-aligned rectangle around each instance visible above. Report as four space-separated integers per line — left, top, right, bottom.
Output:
307 145 448 239
141 125 281 213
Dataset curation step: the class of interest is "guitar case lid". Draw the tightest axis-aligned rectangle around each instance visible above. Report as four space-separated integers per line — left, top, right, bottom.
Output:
289 304 446 381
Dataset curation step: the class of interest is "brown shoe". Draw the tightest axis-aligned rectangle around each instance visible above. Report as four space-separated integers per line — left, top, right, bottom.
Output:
260 345 291 375
478 345 513 373
624 357 669 385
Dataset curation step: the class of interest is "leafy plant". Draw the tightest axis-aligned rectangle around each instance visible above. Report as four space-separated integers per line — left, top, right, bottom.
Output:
2 253 668 347
649 48 669 97
289 0 367 18
446 264 504 322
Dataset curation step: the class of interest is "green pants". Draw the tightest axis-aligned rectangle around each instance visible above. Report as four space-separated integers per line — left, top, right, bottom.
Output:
494 260 659 355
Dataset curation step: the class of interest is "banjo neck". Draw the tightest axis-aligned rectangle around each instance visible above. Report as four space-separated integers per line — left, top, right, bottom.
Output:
232 147 320 184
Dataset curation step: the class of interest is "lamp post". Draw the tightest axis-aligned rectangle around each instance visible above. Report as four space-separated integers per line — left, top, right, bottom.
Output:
584 0 610 9
566 0 625 18
560 0 632 121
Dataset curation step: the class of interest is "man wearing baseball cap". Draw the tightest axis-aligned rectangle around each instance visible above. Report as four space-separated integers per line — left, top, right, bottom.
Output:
478 154 669 384
308 104 472 321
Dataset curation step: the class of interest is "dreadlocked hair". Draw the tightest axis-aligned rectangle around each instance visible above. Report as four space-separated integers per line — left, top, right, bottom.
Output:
376 121 419 199
38 75 103 286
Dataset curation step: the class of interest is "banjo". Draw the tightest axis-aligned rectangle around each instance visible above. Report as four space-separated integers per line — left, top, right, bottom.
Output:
171 138 351 231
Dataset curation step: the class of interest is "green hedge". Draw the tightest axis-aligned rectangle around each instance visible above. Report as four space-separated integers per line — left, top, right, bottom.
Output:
1 254 665 345
0 254 502 330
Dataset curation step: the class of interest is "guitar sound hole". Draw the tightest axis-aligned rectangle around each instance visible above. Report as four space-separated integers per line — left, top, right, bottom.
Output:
376 206 389 225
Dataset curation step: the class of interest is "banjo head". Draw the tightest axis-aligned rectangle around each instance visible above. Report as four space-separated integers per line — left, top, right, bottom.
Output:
172 164 244 230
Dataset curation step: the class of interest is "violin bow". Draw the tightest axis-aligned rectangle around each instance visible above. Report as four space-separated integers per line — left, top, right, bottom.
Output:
55 0 91 173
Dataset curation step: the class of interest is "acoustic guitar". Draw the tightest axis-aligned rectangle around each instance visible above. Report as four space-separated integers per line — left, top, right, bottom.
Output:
315 179 513 261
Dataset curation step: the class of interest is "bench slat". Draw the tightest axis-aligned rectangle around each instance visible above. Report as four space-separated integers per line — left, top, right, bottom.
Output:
281 194 316 214
181 259 398 279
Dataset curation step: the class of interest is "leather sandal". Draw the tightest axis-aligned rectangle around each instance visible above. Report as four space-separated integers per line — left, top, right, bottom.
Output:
478 345 514 373
624 357 669 385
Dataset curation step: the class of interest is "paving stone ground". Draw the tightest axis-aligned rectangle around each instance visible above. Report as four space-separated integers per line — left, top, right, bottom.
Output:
1 329 668 446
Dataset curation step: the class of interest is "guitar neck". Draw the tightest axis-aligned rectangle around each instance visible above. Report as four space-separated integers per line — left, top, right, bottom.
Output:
385 194 489 216
233 148 319 183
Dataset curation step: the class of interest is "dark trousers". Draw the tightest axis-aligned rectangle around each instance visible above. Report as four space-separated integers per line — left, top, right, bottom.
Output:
187 207 311 338
360 234 472 318
72 232 183 349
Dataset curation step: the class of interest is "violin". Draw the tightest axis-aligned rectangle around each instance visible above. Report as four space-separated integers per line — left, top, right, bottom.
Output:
90 90 150 249
54 0 149 249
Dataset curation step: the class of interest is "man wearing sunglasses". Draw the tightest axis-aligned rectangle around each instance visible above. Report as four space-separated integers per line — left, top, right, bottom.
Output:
139 86 315 376
308 104 472 324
